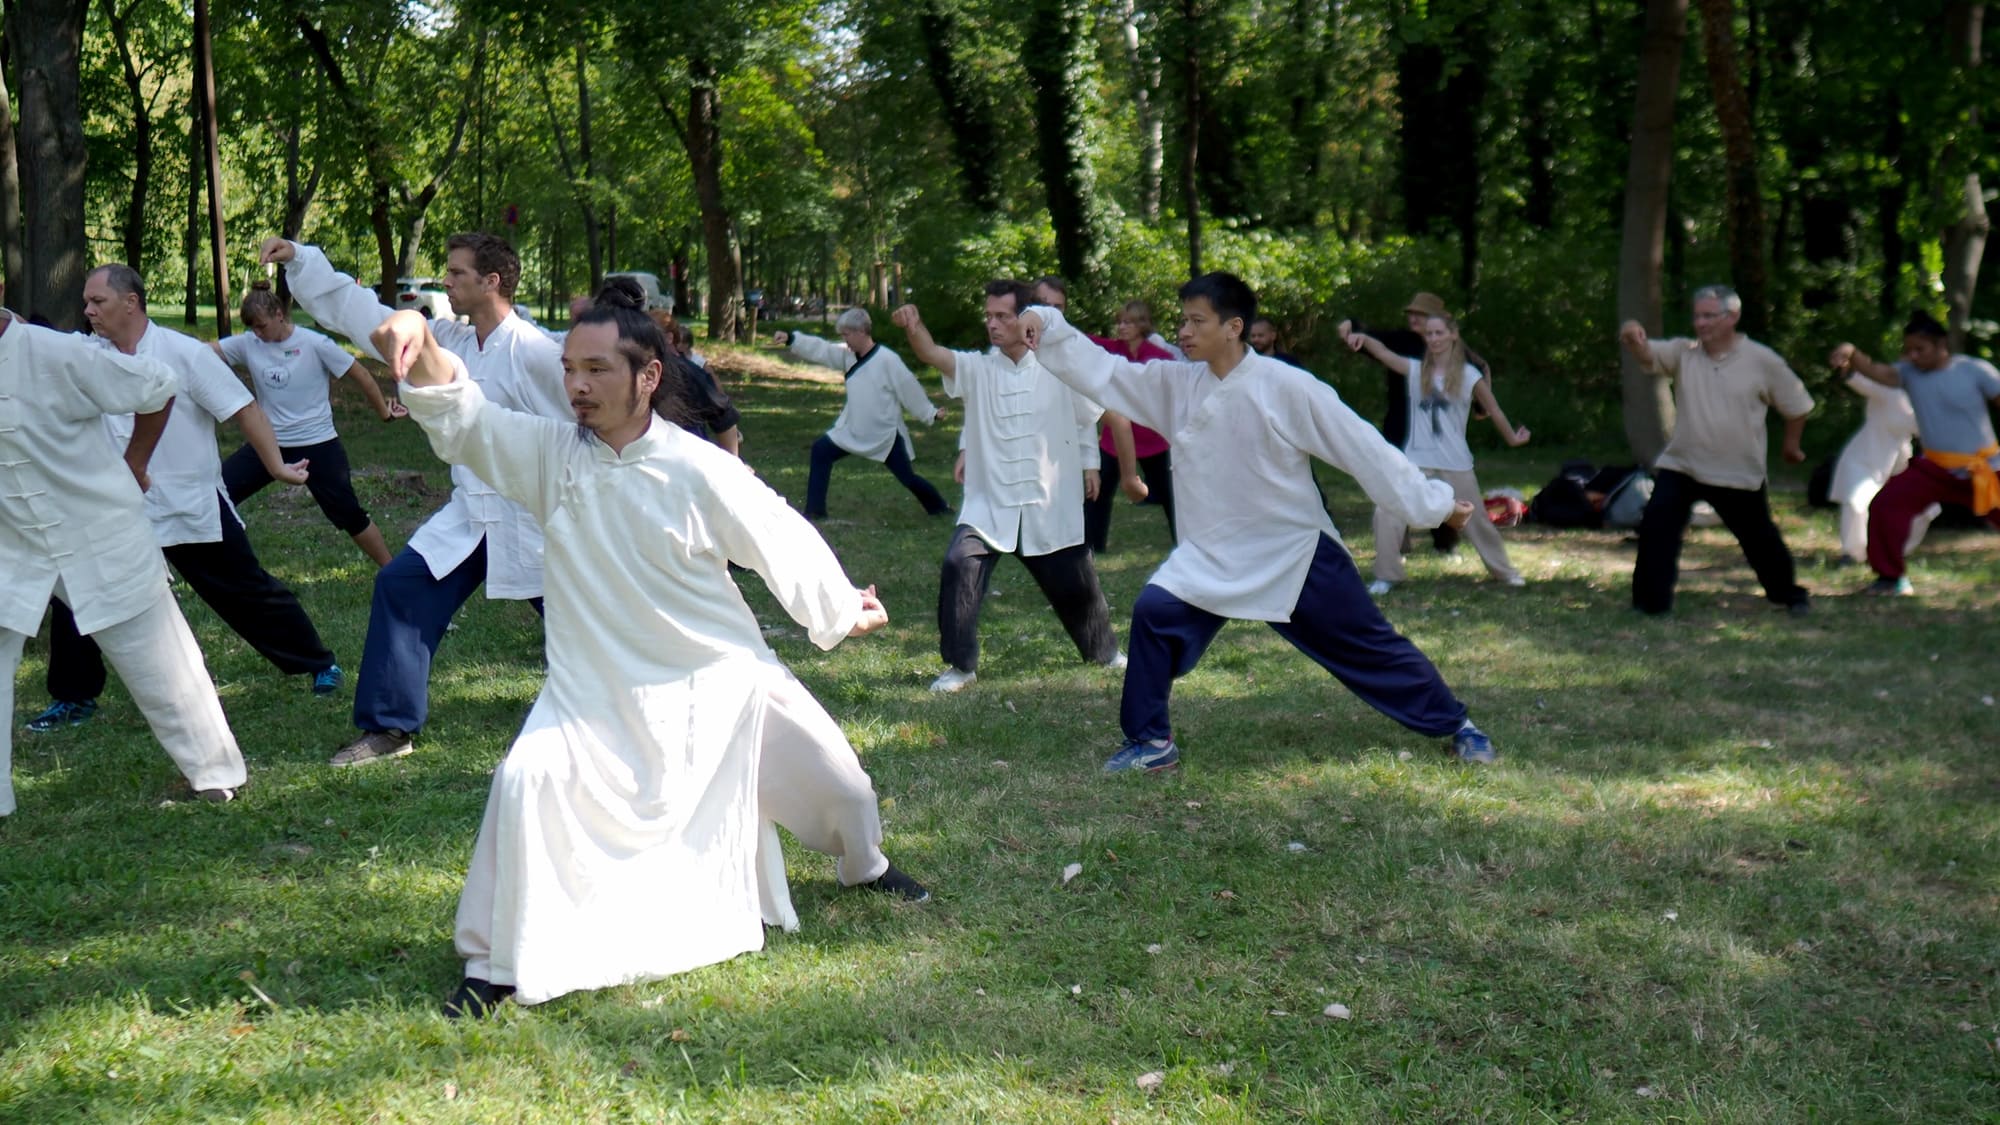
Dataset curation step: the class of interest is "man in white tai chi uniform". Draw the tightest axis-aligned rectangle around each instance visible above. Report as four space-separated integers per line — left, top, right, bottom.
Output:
0 288 247 813
368 293 929 1018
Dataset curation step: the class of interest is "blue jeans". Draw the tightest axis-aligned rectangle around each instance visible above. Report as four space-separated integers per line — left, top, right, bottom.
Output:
804 434 947 518
1120 534 1467 743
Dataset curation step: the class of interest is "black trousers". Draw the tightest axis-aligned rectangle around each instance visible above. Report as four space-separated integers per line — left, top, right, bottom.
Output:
223 437 373 535
1083 449 1175 553
46 494 336 701
1631 468 1808 615
937 524 1117 673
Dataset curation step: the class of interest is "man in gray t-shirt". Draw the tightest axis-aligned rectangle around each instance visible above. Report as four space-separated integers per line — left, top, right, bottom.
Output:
1831 311 2000 594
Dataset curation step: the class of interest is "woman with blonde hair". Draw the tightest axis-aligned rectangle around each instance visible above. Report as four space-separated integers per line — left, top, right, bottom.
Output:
1349 314 1530 593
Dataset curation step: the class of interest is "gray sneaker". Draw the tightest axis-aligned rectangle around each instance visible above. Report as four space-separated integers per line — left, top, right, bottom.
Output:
330 730 414 768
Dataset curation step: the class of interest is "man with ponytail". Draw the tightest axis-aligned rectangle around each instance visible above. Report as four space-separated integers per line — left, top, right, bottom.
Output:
369 289 928 1017
260 232 575 767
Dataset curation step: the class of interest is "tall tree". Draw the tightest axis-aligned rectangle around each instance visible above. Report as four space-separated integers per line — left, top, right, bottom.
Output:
1939 0 1987 351
1393 2 1489 293
8 0 89 329
1021 0 1105 287
915 0 1002 213
1697 0 1768 336
536 35 604 290
97 0 160 270
1616 0 1689 466
1115 0 1162 222
0 24 23 290
1176 0 1202 277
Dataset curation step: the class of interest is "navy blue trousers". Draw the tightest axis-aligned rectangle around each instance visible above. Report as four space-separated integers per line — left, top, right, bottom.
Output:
803 434 948 518
351 539 541 735
1120 534 1467 743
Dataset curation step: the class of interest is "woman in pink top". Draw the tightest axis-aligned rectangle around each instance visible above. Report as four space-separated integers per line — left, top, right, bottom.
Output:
1085 299 1176 553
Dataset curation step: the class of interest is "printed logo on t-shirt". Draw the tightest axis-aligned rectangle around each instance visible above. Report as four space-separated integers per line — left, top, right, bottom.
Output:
261 365 291 389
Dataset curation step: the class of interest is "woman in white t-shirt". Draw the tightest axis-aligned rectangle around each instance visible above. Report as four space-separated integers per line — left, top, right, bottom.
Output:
214 281 405 566
1352 314 1530 593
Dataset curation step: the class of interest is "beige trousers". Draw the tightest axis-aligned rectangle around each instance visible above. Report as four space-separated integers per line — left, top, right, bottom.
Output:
1373 467 1521 584
2 585 245 816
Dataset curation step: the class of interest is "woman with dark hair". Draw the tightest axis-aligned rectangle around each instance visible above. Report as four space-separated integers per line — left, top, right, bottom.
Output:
642 305 743 456
213 280 404 566
372 300 930 1017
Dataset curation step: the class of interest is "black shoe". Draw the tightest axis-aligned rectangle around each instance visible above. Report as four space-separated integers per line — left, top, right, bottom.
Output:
859 863 931 903
443 977 515 1019
1786 599 1812 617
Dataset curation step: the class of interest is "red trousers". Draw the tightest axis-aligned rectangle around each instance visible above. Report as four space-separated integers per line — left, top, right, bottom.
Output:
1867 458 2000 577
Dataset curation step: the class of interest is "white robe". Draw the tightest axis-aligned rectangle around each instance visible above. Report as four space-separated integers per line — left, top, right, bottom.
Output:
787 333 939 461
1830 372 1935 560
400 367 887 1006
1031 306 1455 622
284 244 574 599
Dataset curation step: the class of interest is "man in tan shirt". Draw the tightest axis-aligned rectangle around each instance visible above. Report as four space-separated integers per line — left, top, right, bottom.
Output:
1618 285 1815 616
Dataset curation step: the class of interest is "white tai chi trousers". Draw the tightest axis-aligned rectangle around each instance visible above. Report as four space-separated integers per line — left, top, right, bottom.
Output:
1 584 245 816
1373 467 1522 584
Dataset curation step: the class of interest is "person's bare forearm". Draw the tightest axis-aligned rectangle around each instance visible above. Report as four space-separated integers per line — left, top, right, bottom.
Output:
234 403 293 476
713 425 744 458
1108 413 1141 481
348 361 396 419
123 402 174 483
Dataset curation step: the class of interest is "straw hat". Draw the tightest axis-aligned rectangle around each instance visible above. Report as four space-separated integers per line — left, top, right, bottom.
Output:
1404 292 1449 318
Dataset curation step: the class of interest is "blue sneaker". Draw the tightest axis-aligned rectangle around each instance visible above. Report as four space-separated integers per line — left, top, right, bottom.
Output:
1452 724 1497 765
25 699 97 733
1102 738 1179 774
312 665 344 696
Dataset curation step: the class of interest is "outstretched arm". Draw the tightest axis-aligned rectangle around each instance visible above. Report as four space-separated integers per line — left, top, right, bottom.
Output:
1828 342 1902 387
890 305 956 377
1618 320 1659 370
230 402 311 485
1471 381 1530 447
1346 331 1408 373
342 360 404 420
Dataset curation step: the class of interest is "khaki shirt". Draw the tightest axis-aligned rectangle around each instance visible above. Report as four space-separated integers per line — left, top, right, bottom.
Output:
1646 337 1814 490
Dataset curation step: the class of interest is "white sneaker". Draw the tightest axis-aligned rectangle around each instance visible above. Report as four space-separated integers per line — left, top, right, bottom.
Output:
928 668 977 693
1367 580 1394 596
1502 575 1527 587
1105 651 1128 671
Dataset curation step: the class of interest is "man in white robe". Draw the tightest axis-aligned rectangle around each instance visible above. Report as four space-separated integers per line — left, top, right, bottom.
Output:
1022 271 1499 770
893 281 1120 694
368 299 928 1016
0 290 247 812
262 233 575 766
776 309 950 520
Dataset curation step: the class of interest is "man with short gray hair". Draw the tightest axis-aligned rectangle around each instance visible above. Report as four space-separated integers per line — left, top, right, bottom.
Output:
776 310 950 520
1618 285 1815 616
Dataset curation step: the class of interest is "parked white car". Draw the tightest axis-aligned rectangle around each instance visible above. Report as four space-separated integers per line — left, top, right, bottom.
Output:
394 277 456 320
604 271 674 313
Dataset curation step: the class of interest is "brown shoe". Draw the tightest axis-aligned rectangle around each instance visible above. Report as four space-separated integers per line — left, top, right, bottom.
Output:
330 730 414 768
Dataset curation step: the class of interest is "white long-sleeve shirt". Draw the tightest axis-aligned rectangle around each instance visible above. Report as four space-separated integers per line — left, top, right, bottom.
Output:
0 313 178 636
1032 306 1455 621
941 345 1101 555
285 243 573 599
787 333 939 462
98 322 254 548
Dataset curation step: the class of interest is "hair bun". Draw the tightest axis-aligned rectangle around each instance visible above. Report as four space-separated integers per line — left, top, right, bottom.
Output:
596 276 646 311
250 279 274 291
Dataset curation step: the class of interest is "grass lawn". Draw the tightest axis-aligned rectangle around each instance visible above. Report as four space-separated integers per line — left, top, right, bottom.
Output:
4 340 1998 1122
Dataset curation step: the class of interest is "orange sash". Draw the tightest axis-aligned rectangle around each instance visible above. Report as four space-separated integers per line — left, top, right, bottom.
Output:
1924 444 2000 516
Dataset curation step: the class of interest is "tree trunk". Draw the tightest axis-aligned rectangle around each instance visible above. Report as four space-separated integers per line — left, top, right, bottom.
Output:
1940 1 1987 352
687 59 740 340
575 37 601 288
0 31 24 291
297 16 397 302
10 0 89 329
1023 0 1103 289
1179 0 1201 278
1616 0 1689 467
1696 0 1767 336
1394 11 1487 292
100 0 150 271
1878 95 1907 322
280 103 321 241
1119 0 1162 222
916 0 1002 213
182 86 199 323
194 0 229 334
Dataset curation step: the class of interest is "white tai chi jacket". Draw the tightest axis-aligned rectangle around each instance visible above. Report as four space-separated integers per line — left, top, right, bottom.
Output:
402 365 876 1005
284 243 572 599
787 333 939 462
1031 307 1454 621
943 346 1101 555
0 314 178 637
97 323 254 548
